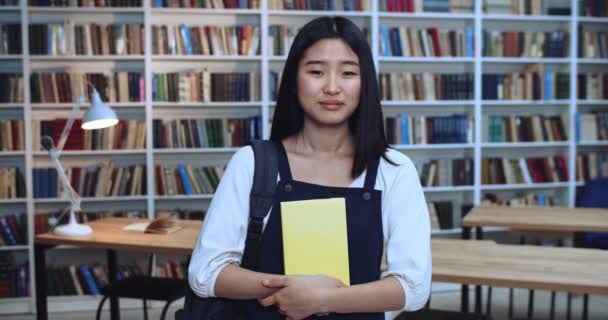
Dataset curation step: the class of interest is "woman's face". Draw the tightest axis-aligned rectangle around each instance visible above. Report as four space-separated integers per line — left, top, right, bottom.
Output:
296 38 361 128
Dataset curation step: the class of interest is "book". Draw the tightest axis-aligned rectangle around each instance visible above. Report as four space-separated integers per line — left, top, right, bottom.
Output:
123 215 183 234
281 197 350 285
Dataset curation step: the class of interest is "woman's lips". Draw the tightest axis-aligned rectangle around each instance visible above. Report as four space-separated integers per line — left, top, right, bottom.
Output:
320 101 344 111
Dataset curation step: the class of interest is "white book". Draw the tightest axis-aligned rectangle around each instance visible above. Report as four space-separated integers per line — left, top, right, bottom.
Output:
248 26 260 56
519 158 533 184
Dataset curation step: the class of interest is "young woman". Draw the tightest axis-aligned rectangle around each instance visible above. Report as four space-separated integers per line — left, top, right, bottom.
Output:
188 16 431 320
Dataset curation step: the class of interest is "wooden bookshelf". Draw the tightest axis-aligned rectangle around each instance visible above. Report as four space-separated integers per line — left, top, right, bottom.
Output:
0 0 606 315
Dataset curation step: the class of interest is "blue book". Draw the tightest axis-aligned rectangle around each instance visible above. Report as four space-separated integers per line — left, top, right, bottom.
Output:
400 114 409 144
380 25 391 56
544 70 553 100
180 24 193 55
0 216 17 245
33 169 40 198
17 265 28 297
154 0 163 7
48 168 57 198
465 27 474 57
575 112 581 142
47 25 53 55
537 195 546 207
178 164 193 195
389 28 402 56
80 265 100 295
39 169 49 198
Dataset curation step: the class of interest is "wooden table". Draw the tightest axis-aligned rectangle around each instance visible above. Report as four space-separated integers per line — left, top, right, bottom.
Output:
462 206 608 233
460 206 608 319
432 239 608 295
34 218 202 320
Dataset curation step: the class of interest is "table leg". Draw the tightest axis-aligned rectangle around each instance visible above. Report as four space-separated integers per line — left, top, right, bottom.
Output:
583 294 589 320
474 227 483 314
461 226 471 313
107 249 120 320
35 244 51 320
527 290 534 318
550 292 556 320
508 288 514 319
566 293 572 320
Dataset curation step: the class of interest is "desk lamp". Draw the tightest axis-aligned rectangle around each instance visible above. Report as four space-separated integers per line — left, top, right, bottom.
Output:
41 84 118 236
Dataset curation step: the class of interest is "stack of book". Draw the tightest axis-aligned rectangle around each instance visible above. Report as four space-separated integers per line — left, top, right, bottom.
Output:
153 0 257 8
380 72 474 100
0 24 21 55
0 74 23 103
385 113 472 144
153 116 261 149
33 119 146 151
152 24 260 56
576 111 608 141
580 0 607 16
482 30 569 58
484 0 544 15
482 65 569 100
487 115 568 142
0 214 26 246
380 25 474 57
33 162 146 198
155 164 223 196
0 120 24 151
0 168 26 199
153 71 259 102
29 0 142 7
31 72 144 103
578 30 607 59
576 152 608 182
268 0 368 11
481 192 556 206
29 23 144 56
481 156 569 184
0 254 28 298
420 158 474 187
577 74 607 99
382 0 473 13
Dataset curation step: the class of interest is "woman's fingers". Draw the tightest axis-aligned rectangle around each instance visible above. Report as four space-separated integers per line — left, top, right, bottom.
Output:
262 275 289 288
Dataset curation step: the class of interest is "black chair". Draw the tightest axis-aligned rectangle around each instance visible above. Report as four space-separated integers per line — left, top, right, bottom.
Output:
394 309 493 320
95 255 187 320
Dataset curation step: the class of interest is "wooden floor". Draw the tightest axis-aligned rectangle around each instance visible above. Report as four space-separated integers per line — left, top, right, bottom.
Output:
1 287 606 320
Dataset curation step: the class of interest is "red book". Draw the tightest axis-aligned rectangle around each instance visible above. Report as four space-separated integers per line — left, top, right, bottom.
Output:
429 28 442 57
155 165 165 196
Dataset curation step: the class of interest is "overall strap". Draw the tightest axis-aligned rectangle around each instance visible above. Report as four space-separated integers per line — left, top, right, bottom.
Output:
363 156 380 191
241 140 279 270
275 140 293 181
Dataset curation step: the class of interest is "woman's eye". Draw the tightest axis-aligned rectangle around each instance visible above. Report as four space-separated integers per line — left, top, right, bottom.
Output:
344 71 358 76
308 70 323 76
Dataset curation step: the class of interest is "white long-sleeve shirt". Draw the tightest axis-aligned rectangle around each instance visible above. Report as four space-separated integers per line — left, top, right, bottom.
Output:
188 146 431 311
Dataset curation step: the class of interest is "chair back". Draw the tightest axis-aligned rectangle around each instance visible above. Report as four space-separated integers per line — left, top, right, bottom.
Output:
577 177 608 249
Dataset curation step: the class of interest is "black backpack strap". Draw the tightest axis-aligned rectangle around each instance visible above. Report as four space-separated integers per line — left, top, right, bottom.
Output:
241 140 279 270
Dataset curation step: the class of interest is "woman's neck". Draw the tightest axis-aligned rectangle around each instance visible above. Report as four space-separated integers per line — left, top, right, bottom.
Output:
295 122 354 157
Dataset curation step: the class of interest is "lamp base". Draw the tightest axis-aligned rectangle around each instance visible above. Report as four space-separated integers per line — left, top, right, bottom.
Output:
54 223 92 237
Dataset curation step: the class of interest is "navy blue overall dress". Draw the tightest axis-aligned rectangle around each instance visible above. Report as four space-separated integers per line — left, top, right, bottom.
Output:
243 142 385 320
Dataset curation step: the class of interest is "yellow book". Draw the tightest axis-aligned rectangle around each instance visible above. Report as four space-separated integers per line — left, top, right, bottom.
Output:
281 197 350 285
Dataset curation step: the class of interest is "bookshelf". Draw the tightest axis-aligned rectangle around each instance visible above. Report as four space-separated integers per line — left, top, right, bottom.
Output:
0 0 606 315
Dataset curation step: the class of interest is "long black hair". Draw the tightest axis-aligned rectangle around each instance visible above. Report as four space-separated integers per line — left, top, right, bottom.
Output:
270 16 392 178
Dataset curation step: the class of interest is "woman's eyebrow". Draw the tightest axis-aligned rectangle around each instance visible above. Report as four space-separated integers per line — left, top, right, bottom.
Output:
304 60 359 66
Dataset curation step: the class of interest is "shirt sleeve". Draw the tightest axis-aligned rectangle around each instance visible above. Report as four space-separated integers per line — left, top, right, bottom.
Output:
188 146 254 298
380 155 432 311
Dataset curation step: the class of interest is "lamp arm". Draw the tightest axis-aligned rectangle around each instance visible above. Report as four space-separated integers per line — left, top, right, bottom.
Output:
56 96 87 154
49 149 81 212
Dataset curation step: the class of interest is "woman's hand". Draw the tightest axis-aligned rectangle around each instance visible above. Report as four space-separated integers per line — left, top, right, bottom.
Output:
258 274 345 319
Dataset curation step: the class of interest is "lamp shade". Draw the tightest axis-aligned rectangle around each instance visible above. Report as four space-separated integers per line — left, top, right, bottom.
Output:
81 90 118 130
